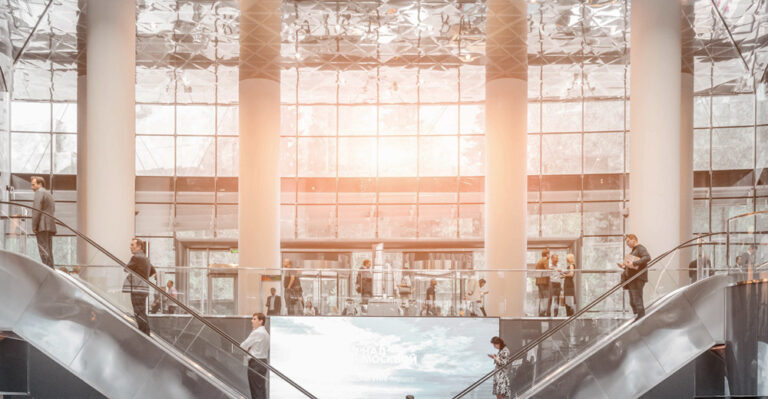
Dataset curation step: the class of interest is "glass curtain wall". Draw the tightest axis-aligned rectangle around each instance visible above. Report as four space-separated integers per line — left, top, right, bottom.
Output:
526 2 629 309
6 0 80 267
2 0 766 314
690 0 768 266
279 1 487 241
135 0 240 267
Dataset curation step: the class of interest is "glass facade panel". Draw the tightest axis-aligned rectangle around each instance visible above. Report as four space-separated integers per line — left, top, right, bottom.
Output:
338 205 376 238
419 136 458 177
136 136 174 176
297 205 337 239
584 133 623 174
338 137 377 177
541 134 582 174
711 127 754 170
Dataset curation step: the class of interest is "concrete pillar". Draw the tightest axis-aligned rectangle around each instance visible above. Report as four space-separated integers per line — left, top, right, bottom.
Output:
629 0 682 287
485 0 528 317
78 0 135 288
237 0 281 315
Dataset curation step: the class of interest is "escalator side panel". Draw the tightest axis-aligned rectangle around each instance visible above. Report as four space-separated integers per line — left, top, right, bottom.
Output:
13 269 108 370
635 291 714 373
533 359 609 399
684 275 728 343
0 251 50 330
67 313 168 399
132 355 231 399
581 326 668 398
0 251 237 399
526 275 732 399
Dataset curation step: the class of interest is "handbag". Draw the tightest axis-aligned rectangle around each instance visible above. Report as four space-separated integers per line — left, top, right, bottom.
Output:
535 276 550 286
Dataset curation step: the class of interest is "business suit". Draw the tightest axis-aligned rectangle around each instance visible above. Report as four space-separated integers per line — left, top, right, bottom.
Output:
32 187 57 268
122 250 156 335
626 244 651 318
266 294 282 315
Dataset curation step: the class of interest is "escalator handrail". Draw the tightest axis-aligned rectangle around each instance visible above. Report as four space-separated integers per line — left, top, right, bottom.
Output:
452 231 732 398
0 201 318 399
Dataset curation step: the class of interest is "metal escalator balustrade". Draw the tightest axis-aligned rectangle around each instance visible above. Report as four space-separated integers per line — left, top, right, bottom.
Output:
0 200 317 399
452 231 756 399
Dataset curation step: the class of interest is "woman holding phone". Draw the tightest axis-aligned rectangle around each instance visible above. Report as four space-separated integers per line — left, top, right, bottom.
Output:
489 336 512 399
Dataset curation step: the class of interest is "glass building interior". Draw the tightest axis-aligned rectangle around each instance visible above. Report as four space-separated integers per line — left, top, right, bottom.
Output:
0 0 767 398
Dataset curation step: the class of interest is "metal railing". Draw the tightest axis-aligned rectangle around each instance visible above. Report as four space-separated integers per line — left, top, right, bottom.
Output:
0 201 317 398
451 232 734 398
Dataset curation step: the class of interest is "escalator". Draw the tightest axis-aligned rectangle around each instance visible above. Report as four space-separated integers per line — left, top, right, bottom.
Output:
453 233 755 399
0 201 316 399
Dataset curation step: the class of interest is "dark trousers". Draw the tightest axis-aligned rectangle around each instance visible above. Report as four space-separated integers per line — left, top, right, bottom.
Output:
537 284 551 316
131 293 150 335
550 282 562 317
628 283 645 318
35 231 54 269
248 358 268 399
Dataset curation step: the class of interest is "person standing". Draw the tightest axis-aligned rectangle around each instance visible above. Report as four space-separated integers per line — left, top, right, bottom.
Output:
283 259 303 315
488 336 512 399
478 279 488 317
466 275 481 317
550 254 563 317
740 245 757 274
241 313 269 399
122 238 156 335
164 280 178 314
535 250 551 316
466 276 487 317
425 279 438 316
397 266 412 312
30 176 56 269
265 287 282 316
563 254 577 316
355 259 373 305
621 234 651 320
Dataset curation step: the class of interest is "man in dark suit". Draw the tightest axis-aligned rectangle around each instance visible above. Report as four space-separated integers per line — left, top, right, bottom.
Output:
30 176 56 269
265 287 282 316
622 234 651 320
122 238 156 335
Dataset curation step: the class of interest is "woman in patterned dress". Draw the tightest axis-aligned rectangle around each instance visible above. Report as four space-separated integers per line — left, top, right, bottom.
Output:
489 336 512 399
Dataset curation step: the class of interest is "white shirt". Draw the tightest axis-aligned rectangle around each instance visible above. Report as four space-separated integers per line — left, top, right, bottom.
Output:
241 326 270 359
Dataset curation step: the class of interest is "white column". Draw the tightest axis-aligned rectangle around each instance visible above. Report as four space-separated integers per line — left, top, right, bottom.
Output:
78 0 135 284
629 0 683 279
485 0 527 317
237 0 281 315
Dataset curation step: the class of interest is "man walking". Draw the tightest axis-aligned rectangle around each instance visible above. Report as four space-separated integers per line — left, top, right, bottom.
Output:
621 234 651 320
122 238 156 335
242 313 270 399
30 176 56 268
265 287 282 316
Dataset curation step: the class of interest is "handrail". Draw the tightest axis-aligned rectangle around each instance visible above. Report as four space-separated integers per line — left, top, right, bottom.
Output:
452 232 726 398
0 201 318 399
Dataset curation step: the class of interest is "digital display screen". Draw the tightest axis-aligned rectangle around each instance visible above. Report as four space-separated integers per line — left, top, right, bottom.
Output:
270 317 498 398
